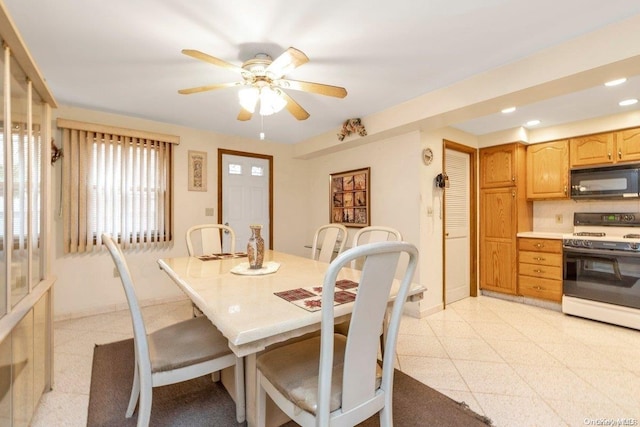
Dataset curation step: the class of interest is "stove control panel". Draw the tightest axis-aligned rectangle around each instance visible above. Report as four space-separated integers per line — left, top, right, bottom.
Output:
574 212 640 227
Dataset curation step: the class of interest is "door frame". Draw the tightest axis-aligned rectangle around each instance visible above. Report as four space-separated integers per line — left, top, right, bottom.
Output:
442 140 477 304
218 148 274 249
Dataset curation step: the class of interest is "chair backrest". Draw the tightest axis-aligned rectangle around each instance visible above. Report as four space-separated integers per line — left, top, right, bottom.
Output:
310 224 348 263
186 224 236 256
316 241 418 425
102 234 153 389
351 226 402 269
352 226 402 247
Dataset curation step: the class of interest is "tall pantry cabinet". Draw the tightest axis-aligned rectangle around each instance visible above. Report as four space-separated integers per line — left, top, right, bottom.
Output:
479 143 532 295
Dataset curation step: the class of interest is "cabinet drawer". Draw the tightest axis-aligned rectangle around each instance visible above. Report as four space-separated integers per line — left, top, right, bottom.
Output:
518 275 562 302
518 238 562 253
519 251 562 266
519 262 562 280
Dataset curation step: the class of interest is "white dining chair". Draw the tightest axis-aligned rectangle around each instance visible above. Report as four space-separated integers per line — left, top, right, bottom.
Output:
186 223 237 316
351 226 402 270
186 223 236 256
102 234 245 426
310 223 348 263
256 241 418 427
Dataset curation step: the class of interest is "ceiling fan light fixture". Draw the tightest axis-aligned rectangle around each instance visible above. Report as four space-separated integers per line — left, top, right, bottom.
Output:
238 87 259 113
258 87 287 116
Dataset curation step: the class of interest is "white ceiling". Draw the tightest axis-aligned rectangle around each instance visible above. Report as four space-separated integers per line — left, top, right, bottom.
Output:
4 0 640 144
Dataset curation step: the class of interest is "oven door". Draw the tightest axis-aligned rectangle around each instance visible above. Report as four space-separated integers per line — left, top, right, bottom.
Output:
563 246 640 309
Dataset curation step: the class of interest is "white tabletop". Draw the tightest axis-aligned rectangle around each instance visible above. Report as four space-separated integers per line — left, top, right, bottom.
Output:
158 250 424 357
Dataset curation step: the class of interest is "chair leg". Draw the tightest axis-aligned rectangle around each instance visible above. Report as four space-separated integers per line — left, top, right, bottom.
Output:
255 371 267 427
234 357 246 423
379 404 392 427
126 361 140 417
136 383 152 427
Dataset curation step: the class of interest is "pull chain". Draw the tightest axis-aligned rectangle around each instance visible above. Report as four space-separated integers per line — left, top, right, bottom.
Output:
259 115 265 140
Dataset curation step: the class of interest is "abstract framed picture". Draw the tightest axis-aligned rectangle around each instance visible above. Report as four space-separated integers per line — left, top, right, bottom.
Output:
188 150 207 191
330 167 370 227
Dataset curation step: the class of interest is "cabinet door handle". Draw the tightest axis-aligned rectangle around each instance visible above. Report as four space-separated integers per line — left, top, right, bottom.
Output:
512 177 515 182
534 243 544 248
533 285 543 290
608 152 612 160
619 149 622 159
533 269 544 273
564 185 567 195
512 191 516 197
533 257 546 261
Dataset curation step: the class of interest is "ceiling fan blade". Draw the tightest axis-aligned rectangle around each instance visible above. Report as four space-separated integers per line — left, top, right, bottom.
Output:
277 79 347 98
181 49 245 74
178 82 240 95
266 47 309 78
237 108 253 121
280 92 310 120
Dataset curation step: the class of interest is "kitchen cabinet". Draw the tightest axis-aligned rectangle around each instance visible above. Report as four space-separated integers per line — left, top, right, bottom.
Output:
526 140 569 200
480 143 532 295
480 144 518 188
569 132 614 167
570 128 640 167
616 128 640 163
518 238 563 302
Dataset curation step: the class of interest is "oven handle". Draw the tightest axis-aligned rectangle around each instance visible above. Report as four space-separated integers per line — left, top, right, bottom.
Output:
563 245 640 258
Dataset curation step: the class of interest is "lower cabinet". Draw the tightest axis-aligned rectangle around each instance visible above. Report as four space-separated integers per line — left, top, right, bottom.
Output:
517 237 563 302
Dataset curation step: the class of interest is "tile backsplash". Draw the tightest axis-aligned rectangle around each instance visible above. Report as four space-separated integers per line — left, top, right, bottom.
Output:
533 199 640 232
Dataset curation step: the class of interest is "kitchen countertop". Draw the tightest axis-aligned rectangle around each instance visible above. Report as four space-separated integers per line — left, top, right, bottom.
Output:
517 231 566 240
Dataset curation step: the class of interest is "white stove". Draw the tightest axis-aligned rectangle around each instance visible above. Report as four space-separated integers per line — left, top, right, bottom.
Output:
562 212 640 330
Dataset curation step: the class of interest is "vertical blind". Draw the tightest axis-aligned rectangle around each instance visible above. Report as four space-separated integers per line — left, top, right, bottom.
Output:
58 119 178 253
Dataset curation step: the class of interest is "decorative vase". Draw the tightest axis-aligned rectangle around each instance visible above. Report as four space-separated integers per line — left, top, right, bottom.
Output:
247 225 265 269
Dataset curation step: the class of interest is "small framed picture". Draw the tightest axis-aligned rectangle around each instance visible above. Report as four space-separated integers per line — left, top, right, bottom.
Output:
329 167 370 227
188 150 207 191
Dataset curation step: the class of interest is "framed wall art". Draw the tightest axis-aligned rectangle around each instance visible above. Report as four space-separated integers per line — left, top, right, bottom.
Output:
330 167 370 227
188 150 207 191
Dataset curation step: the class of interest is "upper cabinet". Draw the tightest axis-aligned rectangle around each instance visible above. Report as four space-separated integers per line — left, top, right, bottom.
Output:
480 144 520 188
616 128 640 163
569 132 614 167
526 140 569 200
570 129 640 167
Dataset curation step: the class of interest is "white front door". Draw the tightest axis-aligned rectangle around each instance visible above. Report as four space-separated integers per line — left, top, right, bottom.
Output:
444 148 471 304
220 152 271 251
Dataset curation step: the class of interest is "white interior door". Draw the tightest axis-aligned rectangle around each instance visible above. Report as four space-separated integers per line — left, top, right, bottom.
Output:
445 148 470 304
221 153 271 251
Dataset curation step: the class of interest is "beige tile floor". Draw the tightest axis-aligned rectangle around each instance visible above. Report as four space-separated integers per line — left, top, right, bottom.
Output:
30 296 640 427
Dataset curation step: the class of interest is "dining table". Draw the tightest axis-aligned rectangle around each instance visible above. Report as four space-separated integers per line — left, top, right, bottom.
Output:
158 249 425 426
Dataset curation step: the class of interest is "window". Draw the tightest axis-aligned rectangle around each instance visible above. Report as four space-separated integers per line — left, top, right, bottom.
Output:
58 119 179 253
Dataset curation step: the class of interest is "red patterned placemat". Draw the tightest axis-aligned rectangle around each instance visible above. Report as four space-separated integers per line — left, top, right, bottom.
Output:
274 281 359 312
198 252 248 261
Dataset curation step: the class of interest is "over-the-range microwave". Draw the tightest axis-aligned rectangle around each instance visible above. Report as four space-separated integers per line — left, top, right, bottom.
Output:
571 164 640 199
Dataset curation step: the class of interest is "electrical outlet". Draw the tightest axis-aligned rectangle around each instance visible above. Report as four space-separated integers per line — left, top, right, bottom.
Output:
205 207 214 216
555 214 563 224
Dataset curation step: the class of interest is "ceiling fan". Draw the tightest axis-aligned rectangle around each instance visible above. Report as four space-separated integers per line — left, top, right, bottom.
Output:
178 47 347 121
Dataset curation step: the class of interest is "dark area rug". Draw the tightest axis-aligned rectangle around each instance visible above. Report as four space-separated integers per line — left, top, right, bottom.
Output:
88 338 492 426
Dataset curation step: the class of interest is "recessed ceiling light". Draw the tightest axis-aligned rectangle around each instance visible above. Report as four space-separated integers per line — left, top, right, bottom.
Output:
525 119 541 126
501 107 516 114
619 98 638 106
605 78 627 87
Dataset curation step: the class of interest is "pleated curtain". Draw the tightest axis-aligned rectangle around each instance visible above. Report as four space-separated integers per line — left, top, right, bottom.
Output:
58 120 176 253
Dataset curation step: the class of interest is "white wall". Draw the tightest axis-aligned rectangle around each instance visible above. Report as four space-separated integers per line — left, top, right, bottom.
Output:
51 106 309 319
418 127 479 317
